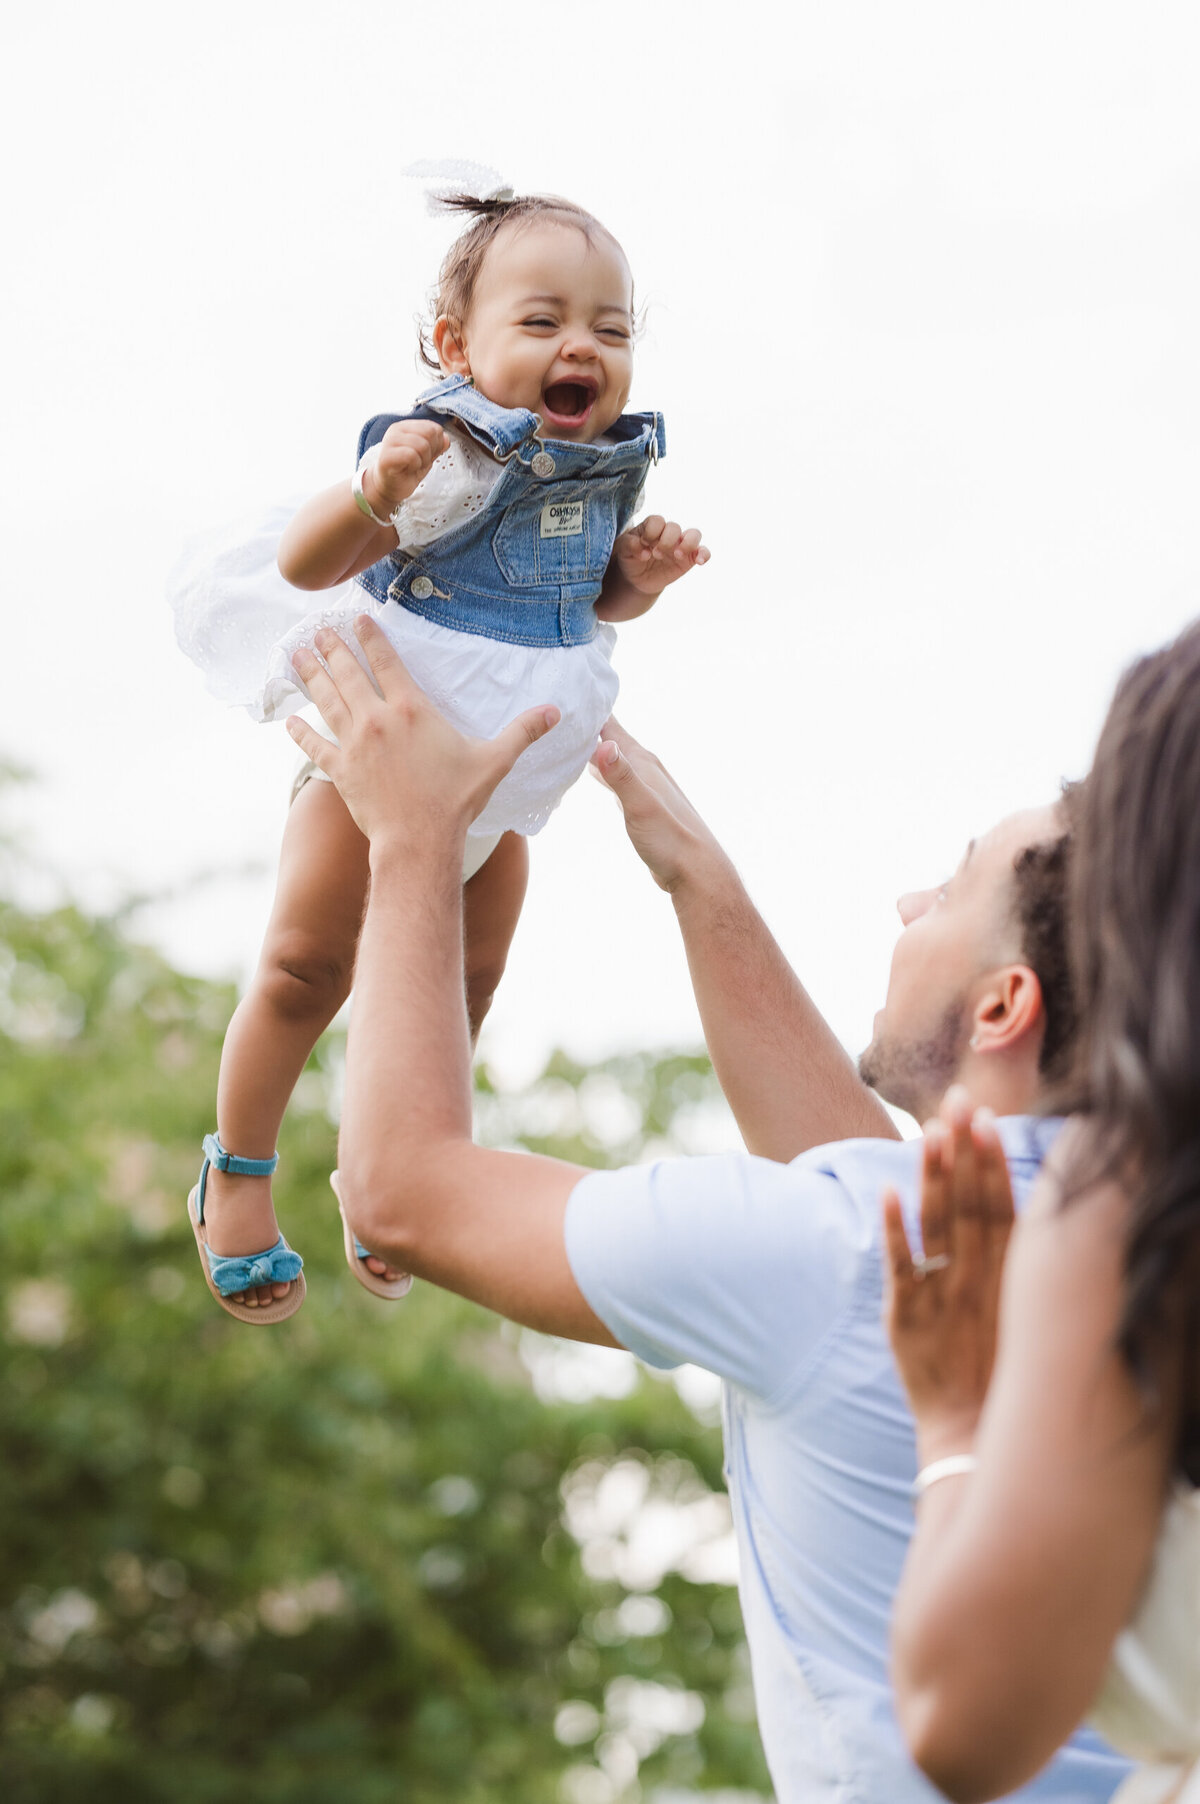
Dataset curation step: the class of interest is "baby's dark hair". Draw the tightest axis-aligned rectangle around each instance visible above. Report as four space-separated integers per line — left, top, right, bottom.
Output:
418 193 626 372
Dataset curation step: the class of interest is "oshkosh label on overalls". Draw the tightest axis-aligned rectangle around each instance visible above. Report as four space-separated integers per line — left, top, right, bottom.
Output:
540 499 584 539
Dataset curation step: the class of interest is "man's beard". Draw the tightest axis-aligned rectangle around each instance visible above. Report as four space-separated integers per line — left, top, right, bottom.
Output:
858 1002 970 1123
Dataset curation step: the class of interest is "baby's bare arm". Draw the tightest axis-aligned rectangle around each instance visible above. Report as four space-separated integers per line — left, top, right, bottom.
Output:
278 420 451 590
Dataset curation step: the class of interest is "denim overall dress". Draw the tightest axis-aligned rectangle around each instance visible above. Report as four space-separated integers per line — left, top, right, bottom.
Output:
353 373 666 647
166 373 667 848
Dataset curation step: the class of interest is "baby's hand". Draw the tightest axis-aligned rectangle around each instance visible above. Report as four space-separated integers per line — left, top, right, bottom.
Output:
369 420 452 512
612 516 710 597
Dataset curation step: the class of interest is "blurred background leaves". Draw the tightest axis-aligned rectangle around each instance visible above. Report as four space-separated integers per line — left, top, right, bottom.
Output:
0 782 770 1803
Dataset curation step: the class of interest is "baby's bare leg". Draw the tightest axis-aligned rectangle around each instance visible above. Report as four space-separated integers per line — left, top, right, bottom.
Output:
204 779 370 1306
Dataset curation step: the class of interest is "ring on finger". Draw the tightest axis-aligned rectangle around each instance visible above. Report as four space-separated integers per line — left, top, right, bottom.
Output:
912 1253 952 1281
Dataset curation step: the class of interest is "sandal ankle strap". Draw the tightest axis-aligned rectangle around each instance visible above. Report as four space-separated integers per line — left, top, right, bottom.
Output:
202 1133 279 1179
196 1134 279 1223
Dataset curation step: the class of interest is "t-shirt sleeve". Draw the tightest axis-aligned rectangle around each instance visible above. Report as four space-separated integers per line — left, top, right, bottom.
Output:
564 1152 873 1400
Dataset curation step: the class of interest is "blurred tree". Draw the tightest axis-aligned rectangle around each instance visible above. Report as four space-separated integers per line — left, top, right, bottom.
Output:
0 824 771 1803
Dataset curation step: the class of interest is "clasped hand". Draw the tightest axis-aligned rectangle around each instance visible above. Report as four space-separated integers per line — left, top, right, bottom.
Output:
882 1087 1016 1456
287 618 559 847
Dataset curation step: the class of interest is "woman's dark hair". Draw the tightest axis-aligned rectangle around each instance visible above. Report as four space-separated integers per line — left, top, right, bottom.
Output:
1061 619 1200 1478
417 194 623 372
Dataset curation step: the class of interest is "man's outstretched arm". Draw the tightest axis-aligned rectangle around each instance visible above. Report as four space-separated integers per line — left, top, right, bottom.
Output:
592 722 899 1158
288 622 617 1345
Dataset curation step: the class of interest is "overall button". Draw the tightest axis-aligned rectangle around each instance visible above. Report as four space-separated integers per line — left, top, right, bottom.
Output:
531 450 556 478
410 576 434 601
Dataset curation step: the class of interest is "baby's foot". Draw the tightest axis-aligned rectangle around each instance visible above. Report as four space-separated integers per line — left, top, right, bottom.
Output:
329 1170 408 1292
199 1169 295 1308
361 1250 407 1284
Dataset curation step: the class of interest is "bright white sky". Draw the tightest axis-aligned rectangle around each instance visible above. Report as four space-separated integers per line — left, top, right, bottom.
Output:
5 1 1200 1102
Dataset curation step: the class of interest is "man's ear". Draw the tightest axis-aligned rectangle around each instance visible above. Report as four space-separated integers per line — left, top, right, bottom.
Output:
969 965 1045 1057
433 316 470 377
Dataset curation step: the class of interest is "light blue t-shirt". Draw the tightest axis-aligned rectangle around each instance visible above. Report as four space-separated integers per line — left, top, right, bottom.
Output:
564 1117 1131 1804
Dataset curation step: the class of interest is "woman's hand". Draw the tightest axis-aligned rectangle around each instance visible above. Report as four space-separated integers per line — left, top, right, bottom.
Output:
883 1086 1016 1459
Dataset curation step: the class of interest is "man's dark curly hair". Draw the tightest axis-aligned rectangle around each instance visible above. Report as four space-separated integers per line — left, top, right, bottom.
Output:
1010 783 1083 1081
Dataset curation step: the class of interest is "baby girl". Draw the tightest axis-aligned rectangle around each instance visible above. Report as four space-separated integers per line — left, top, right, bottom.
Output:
170 172 708 1321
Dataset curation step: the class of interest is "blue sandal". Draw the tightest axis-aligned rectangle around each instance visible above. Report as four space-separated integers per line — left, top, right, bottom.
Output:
188 1134 306 1324
331 1171 412 1301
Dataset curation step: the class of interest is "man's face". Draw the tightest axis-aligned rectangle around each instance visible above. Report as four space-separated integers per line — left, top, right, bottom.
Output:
858 805 1060 1122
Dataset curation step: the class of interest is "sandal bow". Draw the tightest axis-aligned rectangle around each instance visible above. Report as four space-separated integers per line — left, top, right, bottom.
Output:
204 1237 305 1297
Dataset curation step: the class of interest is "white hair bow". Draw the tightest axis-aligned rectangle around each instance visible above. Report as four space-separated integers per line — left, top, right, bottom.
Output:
404 158 515 217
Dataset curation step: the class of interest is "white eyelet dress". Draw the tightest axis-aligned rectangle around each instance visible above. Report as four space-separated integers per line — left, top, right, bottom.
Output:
168 425 620 849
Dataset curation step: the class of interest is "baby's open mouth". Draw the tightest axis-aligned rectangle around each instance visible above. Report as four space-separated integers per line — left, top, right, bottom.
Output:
542 379 597 425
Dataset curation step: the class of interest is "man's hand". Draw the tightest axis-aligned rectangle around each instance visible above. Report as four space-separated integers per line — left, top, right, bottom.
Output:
286 616 559 848
590 718 729 895
365 420 452 514
612 515 709 597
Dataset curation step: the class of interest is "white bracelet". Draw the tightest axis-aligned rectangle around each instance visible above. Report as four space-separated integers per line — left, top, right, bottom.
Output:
351 448 393 531
913 1454 978 1499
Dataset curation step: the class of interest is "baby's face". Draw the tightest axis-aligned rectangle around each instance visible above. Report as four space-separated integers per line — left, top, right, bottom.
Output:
442 220 635 442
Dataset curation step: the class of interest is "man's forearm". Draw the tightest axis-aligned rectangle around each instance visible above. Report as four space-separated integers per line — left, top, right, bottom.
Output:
340 834 474 1187
672 854 900 1158
591 723 899 1158
335 830 605 1340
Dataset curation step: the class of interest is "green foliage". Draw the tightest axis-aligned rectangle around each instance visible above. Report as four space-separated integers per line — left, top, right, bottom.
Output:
0 866 770 1802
